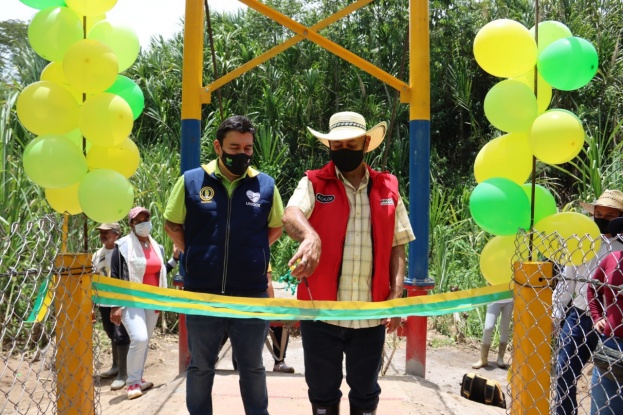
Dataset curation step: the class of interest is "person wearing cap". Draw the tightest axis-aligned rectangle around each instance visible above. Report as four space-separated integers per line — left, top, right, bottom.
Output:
109 206 179 400
587 216 623 415
553 189 623 415
163 115 283 415
92 222 130 391
282 111 415 415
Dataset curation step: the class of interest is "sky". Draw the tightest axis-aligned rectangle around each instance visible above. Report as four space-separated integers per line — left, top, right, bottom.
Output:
1 1 247 48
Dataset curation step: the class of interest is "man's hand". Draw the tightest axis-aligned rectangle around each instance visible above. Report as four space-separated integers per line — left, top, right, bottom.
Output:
385 317 402 334
283 206 321 280
385 289 404 334
110 307 123 326
288 236 321 280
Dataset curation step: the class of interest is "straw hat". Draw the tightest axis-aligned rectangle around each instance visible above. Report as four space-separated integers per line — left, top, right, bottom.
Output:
307 112 387 153
579 189 623 214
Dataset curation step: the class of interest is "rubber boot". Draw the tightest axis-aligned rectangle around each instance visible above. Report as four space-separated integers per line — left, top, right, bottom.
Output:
111 344 129 391
312 402 340 415
100 344 119 379
350 408 377 415
472 344 490 369
496 342 508 369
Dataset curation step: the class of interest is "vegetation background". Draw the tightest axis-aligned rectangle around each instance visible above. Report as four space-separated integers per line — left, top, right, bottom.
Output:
2 0 623 342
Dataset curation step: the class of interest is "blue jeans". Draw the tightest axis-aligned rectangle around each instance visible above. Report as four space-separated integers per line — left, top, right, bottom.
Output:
186 313 270 415
300 320 385 411
590 336 623 415
555 307 599 415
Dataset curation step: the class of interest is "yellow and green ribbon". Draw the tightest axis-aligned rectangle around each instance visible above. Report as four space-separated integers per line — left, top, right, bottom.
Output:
92 275 512 320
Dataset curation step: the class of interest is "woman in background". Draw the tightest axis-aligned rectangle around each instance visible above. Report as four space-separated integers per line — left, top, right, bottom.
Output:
110 206 178 400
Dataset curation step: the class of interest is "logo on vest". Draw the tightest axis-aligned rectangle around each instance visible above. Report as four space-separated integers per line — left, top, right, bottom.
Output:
316 193 335 204
380 198 394 206
200 186 215 203
246 190 261 207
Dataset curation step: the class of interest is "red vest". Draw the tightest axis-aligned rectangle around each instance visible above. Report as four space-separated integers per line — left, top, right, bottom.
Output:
299 162 398 302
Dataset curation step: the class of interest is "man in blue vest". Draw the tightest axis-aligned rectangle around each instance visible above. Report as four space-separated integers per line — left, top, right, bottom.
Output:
283 112 415 415
164 115 284 415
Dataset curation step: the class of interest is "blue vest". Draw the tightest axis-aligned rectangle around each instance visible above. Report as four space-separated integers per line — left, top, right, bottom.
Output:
183 167 274 294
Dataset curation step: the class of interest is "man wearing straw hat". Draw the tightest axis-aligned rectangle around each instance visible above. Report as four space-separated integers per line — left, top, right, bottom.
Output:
553 189 623 415
283 111 414 415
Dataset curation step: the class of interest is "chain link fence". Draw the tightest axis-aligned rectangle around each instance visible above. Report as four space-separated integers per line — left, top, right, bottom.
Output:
509 230 623 415
1 215 102 415
3 216 623 414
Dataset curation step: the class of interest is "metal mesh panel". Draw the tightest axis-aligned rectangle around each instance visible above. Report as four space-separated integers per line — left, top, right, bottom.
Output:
0 215 101 415
510 231 623 415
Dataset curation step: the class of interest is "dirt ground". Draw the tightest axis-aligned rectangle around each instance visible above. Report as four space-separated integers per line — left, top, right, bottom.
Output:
94 328 511 415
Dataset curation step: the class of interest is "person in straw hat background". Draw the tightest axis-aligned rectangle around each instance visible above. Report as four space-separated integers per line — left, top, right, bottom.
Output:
283 111 415 415
553 189 623 415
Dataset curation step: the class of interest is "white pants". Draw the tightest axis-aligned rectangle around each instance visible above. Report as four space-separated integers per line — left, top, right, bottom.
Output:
121 307 159 385
482 300 513 344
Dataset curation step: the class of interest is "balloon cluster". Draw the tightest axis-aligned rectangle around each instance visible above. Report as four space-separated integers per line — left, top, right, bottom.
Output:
470 19 601 284
17 0 145 223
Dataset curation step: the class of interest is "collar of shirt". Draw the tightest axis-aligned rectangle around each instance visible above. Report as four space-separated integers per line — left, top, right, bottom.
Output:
334 165 369 191
202 159 260 195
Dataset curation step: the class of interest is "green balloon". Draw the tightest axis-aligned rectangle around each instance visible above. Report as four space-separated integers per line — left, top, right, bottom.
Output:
105 75 145 120
521 184 558 224
23 135 87 188
20 0 66 9
469 177 531 235
28 7 83 62
537 37 598 91
78 169 134 223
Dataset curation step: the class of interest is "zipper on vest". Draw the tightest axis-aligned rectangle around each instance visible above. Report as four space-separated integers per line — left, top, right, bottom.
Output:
221 187 235 293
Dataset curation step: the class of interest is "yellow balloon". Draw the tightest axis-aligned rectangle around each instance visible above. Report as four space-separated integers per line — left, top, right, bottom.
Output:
534 212 601 266
474 133 533 184
86 138 141 178
64 129 92 153
66 0 118 16
480 235 529 285
78 169 134 223
84 14 106 33
63 39 119 94
45 182 82 215
40 62 83 103
79 93 133 147
513 69 553 114
473 19 538 78
529 21 573 54
484 79 538 132
529 110 585 165
88 20 140 72
27 6 83 62
22 135 88 188
16 81 80 135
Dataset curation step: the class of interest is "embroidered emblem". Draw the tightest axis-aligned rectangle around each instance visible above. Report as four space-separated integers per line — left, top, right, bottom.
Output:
380 198 394 206
200 186 214 203
316 193 335 204
246 190 261 207
246 191 261 203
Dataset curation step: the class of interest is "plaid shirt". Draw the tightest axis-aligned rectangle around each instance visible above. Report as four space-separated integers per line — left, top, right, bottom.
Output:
287 166 415 328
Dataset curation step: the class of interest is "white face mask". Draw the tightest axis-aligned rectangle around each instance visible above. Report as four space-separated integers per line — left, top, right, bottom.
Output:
134 221 152 237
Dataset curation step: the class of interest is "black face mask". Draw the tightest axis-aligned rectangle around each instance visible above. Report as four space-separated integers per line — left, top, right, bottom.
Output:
594 217 611 234
221 150 251 176
330 148 365 173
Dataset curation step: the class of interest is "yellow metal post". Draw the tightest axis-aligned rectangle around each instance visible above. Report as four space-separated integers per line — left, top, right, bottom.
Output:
511 261 553 415
55 253 93 415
